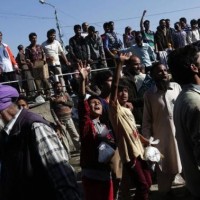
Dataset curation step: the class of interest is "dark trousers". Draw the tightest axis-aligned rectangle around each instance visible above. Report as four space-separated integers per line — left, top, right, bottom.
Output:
123 157 152 200
0 71 20 92
21 69 36 96
82 176 113 200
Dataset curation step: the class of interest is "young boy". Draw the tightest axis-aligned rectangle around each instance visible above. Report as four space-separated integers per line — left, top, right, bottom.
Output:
16 95 29 109
109 53 151 200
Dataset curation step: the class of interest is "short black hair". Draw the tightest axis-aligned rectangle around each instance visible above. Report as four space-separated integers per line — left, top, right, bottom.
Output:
118 78 129 91
159 19 166 25
17 44 23 51
108 21 114 26
135 31 142 37
74 24 81 31
47 29 56 37
82 22 88 28
180 17 187 24
124 26 132 34
150 61 163 78
94 70 113 88
29 32 37 40
168 44 200 85
144 20 150 25
17 95 28 104
88 26 95 32
190 19 197 26
103 22 109 30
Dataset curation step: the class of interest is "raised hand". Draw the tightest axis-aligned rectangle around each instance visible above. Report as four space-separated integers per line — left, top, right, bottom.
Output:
77 61 90 81
119 53 131 63
142 10 147 16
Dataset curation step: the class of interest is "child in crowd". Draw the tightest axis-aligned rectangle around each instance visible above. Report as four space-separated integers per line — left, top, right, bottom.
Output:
16 95 29 109
78 62 115 200
109 53 152 200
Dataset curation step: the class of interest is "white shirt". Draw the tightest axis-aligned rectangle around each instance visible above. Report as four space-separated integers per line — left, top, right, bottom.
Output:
42 40 63 66
134 73 146 91
81 32 88 38
0 45 13 72
187 29 200 44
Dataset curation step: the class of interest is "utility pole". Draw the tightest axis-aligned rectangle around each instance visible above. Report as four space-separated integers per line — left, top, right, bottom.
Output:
39 0 65 50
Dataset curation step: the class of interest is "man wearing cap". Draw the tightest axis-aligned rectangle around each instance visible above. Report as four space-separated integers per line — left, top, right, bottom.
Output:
0 84 80 200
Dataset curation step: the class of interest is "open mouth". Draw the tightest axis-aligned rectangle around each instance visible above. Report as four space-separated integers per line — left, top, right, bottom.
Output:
161 75 168 79
94 106 101 110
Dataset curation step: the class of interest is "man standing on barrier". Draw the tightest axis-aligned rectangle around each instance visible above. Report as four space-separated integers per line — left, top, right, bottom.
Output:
0 31 20 92
85 26 107 71
26 32 51 99
42 29 70 92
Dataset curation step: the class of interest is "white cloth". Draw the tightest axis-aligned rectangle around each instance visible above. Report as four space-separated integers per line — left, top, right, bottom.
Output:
81 32 88 38
0 45 13 72
134 73 146 91
187 29 200 44
158 51 168 67
42 40 63 66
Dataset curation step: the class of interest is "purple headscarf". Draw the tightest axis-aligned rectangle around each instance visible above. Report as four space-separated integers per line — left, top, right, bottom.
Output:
0 85 19 111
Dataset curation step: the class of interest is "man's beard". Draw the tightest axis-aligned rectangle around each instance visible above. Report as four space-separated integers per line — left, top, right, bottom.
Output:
128 68 140 76
156 79 170 91
56 89 62 94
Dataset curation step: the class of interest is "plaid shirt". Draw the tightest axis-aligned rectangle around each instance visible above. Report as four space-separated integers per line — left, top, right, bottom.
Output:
32 122 80 200
3 109 80 200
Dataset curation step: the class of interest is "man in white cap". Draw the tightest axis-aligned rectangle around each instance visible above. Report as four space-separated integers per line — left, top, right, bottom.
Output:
0 84 80 200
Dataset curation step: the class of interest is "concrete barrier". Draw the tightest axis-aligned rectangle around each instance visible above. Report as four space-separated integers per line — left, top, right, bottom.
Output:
30 101 55 123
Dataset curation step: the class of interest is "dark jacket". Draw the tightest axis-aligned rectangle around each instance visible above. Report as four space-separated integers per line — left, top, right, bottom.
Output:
155 27 174 51
69 35 88 62
0 109 57 200
123 73 153 125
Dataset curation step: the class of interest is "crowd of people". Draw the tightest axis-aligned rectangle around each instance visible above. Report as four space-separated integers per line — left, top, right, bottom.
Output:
1 11 200 99
0 10 200 200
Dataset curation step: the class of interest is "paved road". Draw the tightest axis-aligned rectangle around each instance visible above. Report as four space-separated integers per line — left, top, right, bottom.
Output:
69 152 194 200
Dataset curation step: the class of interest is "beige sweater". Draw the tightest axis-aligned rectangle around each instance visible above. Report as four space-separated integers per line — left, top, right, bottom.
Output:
109 100 144 164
